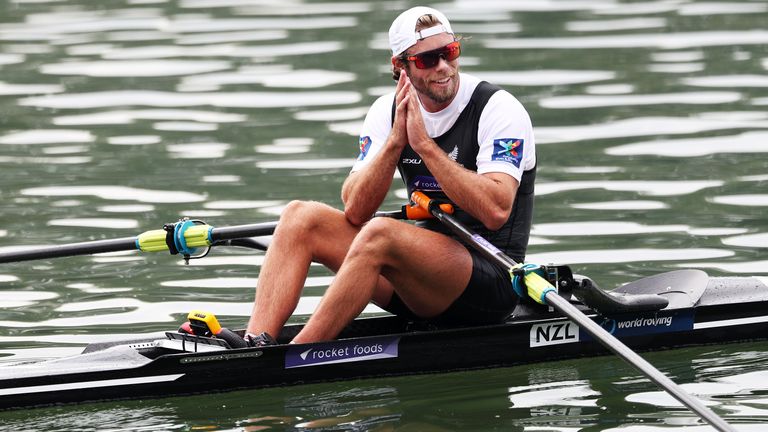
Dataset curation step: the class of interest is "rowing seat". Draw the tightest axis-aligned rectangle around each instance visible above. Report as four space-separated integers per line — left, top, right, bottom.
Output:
572 276 669 316
572 269 709 316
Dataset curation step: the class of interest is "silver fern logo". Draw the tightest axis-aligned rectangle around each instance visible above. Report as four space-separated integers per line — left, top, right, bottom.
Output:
447 145 458 161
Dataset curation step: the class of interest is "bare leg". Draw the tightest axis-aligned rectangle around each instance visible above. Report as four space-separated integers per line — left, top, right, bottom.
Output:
293 217 473 343
245 200 361 337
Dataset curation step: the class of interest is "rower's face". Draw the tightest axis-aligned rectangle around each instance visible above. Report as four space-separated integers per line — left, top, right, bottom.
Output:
401 32 460 110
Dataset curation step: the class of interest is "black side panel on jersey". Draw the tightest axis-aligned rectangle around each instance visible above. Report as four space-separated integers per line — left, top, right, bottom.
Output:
390 81 535 261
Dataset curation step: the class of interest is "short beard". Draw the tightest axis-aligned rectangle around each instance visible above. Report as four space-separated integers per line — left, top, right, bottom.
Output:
406 70 458 106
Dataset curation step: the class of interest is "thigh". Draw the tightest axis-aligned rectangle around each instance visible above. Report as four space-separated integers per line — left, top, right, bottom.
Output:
358 219 475 318
435 249 518 325
277 202 399 301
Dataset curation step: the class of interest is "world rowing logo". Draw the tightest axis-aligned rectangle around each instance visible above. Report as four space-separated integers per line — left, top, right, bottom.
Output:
358 136 372 161
492 138 524 168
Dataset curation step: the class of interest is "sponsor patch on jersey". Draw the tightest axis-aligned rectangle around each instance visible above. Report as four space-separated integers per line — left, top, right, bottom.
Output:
492 138 524 168
358 136 372 161
411 175 441 192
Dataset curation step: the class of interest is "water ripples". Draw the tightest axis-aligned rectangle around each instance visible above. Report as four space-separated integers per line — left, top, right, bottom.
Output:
20 186 207 203
485 30 768 50
0 0 767 428
19 90 362 109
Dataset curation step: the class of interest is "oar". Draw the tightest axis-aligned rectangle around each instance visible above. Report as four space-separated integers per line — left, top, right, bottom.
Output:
410 191 736 432
0 204 452 265
0 220 277 264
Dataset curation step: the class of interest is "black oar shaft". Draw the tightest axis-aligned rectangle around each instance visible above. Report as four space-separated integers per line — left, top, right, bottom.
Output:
209 222 278 242
0 237 138 264
414 192 735 432
0 221 279 264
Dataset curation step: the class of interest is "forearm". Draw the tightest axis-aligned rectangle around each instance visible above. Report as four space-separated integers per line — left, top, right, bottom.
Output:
342 142 402 225
343 74 413 225
419 142 517 230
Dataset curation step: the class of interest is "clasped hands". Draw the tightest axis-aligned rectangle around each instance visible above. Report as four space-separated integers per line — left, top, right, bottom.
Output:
391 73 433 155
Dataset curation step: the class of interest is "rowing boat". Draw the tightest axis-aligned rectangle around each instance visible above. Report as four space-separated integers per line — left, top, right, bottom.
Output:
1 267 767 411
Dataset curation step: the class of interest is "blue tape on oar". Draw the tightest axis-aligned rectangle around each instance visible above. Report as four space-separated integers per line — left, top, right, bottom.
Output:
511 263 556 304
174 219 198 256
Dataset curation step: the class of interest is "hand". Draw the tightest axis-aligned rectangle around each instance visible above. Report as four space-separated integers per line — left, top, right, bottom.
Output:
404 81 433 155
389 72 410 151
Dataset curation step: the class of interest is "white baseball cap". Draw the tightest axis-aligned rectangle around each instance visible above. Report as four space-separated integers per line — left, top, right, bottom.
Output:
388 6 454 57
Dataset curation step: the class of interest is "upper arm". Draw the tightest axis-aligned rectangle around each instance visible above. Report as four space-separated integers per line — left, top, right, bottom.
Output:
475 91 536 183
350 93 396 174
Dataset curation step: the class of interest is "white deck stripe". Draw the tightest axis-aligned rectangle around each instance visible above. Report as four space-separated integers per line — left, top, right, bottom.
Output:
694 314 768 330
0 373 184 396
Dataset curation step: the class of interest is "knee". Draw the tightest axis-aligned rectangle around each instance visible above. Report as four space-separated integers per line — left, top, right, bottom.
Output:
350 218 401 255
277 200 327 232
281 200 313 219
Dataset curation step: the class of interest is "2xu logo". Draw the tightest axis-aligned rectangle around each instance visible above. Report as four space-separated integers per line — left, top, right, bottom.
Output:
530 320 579 347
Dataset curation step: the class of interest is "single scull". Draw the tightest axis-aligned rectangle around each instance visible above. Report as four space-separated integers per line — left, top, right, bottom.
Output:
0 267 767 410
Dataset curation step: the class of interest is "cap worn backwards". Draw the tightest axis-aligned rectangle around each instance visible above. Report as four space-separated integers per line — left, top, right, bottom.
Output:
388 6 454 57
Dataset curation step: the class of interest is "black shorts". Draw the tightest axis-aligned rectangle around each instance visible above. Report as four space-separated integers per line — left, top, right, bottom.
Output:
381 249 519 325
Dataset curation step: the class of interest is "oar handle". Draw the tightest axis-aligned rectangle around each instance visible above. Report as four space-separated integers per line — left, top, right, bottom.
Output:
374 194 454 221
410 191 454 218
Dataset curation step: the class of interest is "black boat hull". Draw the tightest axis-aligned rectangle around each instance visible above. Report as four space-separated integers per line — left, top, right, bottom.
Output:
1 275 767 410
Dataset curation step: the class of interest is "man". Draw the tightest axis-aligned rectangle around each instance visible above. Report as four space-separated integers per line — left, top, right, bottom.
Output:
244 6 536 345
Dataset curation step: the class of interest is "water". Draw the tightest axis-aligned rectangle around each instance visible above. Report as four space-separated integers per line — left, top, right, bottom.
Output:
0 0 767 430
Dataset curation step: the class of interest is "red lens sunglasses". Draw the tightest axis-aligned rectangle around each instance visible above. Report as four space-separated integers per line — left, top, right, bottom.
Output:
402 40 461 69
